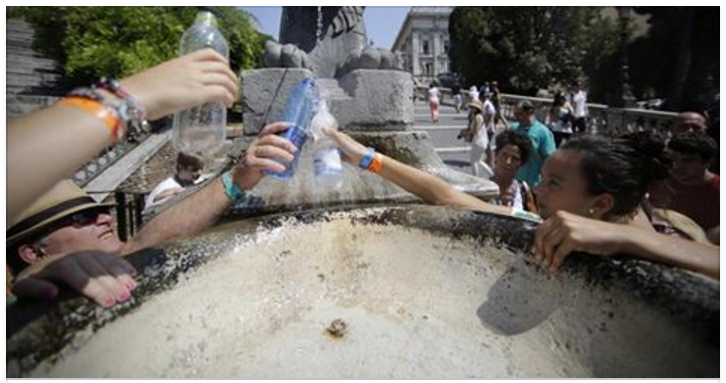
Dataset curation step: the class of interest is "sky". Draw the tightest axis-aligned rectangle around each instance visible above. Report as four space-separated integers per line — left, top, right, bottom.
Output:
239 6 410 50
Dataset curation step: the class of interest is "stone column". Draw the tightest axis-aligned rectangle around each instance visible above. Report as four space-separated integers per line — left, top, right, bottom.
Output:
411 31 420 77
432 31 439 76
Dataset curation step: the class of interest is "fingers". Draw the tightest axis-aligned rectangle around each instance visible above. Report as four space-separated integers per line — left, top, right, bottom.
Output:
533 217 556 262
253 144 295 164
78 255 132 306
12 277 60 301
100 256 138 292
191 47 229 64
256 133 297 154
200 61 238 87
43 256 115 307
321 125 338 137
245 155 286 173
550 239 576 271
15 251 140 308
541 225 567 269
322 130 366 164
199 85 236 108
534 215 572 271
259 121 293 137
201 72 238 98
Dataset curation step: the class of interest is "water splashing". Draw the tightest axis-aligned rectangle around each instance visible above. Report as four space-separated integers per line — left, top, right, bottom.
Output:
316 6 323 44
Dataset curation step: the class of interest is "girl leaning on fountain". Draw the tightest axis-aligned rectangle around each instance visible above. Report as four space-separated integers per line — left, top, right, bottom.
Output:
323 127 719 280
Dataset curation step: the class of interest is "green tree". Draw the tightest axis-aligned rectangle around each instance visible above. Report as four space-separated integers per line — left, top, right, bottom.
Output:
11 6 267 87
449 7 619 97
629 7 719 111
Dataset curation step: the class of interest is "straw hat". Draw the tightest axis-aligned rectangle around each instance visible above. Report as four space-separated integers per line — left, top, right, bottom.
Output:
468 100 483 112
7 180 114 247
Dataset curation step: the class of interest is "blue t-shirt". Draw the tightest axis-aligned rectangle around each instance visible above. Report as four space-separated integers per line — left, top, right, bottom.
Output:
509 119 556 187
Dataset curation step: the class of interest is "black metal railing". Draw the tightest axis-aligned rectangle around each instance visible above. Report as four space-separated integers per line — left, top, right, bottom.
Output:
87 191 147 242
113 191 147 242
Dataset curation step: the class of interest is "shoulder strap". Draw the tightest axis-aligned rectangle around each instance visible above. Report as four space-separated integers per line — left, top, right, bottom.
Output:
520 181 538 213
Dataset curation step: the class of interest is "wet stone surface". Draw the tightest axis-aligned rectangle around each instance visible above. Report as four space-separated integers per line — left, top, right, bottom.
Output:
6 205 719 378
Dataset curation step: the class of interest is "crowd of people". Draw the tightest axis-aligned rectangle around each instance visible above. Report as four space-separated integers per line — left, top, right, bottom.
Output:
452 79 719 274
6 50 720 312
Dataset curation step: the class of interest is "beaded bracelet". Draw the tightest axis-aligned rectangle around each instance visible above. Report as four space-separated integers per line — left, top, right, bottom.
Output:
65 78 149 145
93 77 149 136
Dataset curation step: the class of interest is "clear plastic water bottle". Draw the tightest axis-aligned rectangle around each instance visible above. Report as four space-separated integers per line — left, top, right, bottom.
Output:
172 7 229 155
310 99 343 188
264 77 319 179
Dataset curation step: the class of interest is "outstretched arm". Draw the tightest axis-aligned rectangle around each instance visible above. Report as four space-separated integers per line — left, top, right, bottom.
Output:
534 211 719 279
123 122 297 254
8 49 238 225
324 128 511 216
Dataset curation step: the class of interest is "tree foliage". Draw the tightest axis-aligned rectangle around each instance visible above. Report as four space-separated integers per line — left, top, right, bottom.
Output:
448 6 719 110
629 7 719 111
449 7 616 96
11 6 268 87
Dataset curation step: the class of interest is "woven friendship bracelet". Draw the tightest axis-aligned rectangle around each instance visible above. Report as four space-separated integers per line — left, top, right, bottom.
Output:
57 96 124 145
93 77 149 137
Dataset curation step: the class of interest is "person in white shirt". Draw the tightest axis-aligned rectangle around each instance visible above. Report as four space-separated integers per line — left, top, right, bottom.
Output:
480 96 499 167
466 101 493 178
427 82 441 123
468 85 480 106
145 151 206 210
547 90 574 147
570 80 589 133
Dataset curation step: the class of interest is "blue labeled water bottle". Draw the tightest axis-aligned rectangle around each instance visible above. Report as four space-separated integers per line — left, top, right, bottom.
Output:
264 77 319 179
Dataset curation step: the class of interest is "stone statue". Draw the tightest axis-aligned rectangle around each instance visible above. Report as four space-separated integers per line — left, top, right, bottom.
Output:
263 6 402 78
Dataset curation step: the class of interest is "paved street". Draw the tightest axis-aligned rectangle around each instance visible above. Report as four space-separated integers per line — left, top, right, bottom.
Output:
412 101 473 173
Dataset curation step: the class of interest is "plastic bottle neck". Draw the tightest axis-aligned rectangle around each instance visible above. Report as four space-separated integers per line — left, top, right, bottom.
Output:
195 11 219 28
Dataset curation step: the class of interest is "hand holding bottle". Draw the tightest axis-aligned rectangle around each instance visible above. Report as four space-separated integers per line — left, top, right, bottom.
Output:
264 78 319 179
321 126 368 166
231 122 298 191
120 48 238 121
310 99 342 187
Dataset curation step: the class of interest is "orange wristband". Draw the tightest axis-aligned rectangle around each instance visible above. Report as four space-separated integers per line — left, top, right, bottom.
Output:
367 153 383 174
57 97 124 145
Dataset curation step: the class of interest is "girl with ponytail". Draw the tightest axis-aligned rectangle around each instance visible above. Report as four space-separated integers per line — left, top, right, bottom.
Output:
323 128 719 279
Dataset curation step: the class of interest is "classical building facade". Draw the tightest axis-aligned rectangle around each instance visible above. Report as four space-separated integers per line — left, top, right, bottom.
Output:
391 7 454 85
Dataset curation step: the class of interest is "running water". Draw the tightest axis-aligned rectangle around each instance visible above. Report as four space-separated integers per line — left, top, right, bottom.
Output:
258 142 407 211
316 6 323 44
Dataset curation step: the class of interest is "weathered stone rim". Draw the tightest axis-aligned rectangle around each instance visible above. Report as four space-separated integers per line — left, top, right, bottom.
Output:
6 204 719 377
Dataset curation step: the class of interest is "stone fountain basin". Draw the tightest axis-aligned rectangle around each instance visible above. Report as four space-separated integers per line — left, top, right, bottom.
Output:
6 205 718 378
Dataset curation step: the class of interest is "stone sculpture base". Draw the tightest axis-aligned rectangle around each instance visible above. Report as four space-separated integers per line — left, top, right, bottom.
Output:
227 131 499 217
241 68 414 134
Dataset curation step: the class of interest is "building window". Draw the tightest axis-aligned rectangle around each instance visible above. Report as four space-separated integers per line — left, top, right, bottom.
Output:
444 40 449 54
425 63 432 75
422 40 430 55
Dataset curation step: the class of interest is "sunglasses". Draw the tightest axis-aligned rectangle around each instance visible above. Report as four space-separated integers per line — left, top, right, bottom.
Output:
57 207 112 229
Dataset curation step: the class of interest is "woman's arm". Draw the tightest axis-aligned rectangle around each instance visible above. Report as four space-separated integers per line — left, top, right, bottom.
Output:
534 211 719 279
324 128 511 216
8 49 238 224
